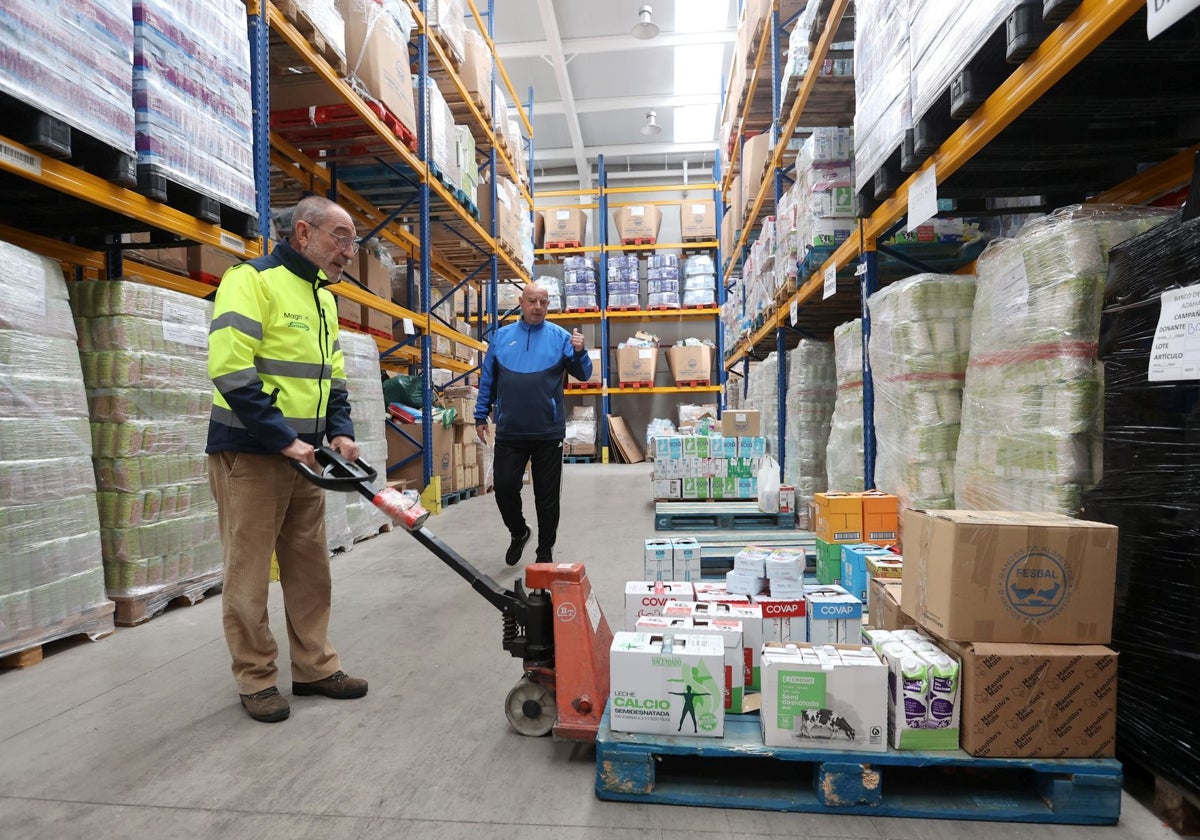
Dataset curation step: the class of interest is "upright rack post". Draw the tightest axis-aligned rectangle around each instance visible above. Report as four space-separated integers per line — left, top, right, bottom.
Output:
598 154 611 460
418 0 434 487
860 234 878 491
248 1 271 245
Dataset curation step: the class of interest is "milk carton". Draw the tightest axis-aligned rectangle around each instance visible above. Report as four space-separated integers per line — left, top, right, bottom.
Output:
733 545 772 575
624 580 694 630
755 595 807 643
672 537 702 581
664 599 764 689
609 631 725 736
643 539 674 580
876 633 961 750
806 585 863 644
636 614 748 713
840 543 893 604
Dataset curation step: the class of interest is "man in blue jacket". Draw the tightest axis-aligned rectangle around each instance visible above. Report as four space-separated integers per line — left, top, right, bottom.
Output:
475 281 592 565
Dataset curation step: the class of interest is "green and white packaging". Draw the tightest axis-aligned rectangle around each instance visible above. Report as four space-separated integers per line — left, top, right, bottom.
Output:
610 631 726 737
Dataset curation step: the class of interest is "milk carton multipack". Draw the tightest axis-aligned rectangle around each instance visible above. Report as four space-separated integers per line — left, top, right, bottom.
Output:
664 599 764 689
625 580 694 630
806 584 863 644
693 581 751 605
673 537 702 581
765 548 806 580
759 642 888 751
755 595 807 643
643 539 674 580
726 569 768 596
840 543 894 604
610 631 726 737
637 614 748 713
863 628 961 750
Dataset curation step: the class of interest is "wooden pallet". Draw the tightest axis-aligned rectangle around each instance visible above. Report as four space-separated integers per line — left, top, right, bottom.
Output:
565 381 599 390
618 380 653 389
647 305 682 312
111 575 224 627
563 455 595 464
545 240 582 250
671 379 712 389
352 521 394 544
654 501 795 532
621 237 658 246
606 305 641 312
681 302 716 310
440 486 479 506
135 164 258 239
0 603 116 669
277 0 348 74
564 306 600 314
596 708 1122 824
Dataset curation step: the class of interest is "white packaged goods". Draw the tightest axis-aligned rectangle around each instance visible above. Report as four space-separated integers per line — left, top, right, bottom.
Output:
0 1 135 157
743 352 779 458
692 582 751 605
955 206 1174 514
756 595 807 643
765 548 805 580
0 244 115 655
826 319 865 492
610 631 725 736
637 615 748 713
562 255 598 310
806 585 863 645
643 539 673 580
426 0 465 65
760 642 888 751
853 0 911 195
134 0 256 213
416 77 459 187
871 630 961 749
766 577 808 599
682 255 717 306
624 581 694 631
69 281 223 609
335 332 391 543
726 569 768 596
672 537 702 581
784 340 836 528
665 600 765 689
868 275 977 513
733 545 771 575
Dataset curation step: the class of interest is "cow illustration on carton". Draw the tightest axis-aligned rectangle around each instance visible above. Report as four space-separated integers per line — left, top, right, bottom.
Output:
797 708 856 740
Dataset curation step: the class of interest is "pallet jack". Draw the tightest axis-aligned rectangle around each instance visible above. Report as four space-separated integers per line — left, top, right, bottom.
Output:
293 447 613 741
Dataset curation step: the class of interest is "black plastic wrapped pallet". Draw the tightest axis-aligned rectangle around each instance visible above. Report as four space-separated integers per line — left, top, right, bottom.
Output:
1081 208 1200 804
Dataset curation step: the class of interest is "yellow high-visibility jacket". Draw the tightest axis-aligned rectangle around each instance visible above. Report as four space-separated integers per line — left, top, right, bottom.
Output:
206 241 354 455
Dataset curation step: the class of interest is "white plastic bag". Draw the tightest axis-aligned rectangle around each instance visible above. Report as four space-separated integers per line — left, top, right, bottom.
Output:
757 456 781 513
481 439 495 491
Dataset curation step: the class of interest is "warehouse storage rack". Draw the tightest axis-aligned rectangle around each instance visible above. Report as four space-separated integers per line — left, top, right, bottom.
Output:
531 157 724 460
721 0 1200 488
0 0 534 488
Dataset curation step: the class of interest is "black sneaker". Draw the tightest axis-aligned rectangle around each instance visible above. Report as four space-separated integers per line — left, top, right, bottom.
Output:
505 526 532 566
535 548 553 564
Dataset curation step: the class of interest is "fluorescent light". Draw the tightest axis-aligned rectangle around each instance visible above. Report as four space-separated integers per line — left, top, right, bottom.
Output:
632 5 660 39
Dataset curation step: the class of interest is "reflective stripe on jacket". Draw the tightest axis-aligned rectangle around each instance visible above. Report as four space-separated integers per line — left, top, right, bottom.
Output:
206 240 354 454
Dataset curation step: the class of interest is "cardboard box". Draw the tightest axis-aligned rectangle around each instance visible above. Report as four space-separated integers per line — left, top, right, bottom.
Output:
866 554 904 579
680 200 716 240
613 205 663 243
123 232 188 275
759 642 888 751
384 421 452 489
624 581 695 631
742 133 771 191
672 537 702 582
359 250 393 333
681 477 710 500
858 490 899 545
568 348 603 387
901 509 1118 644
460 28 493 115
338 0 416 131
755 595 807 643
721 410 760 437
664 600 764 689
644 539 674 580
544 208 587 246
616 345 657 384
945 640 1117 758
875 635 961 751
840 543 893 604
666 344 714 384
637 615 748 713
609 631 725 737
867 578 913 631
726 570 768 596
606 415 646 463
806 584 863 645
652 478 681 500
814 537 842 584
814 491 863 544
187 245 241 280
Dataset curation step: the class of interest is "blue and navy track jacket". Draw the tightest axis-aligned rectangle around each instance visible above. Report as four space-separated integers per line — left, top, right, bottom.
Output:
474 318 592 441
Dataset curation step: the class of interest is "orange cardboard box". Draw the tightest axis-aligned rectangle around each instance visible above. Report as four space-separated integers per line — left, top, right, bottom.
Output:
857 490 899 546
814 491 863 544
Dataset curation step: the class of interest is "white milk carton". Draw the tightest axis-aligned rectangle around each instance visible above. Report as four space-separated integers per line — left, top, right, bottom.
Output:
610 631 726 737
806 585 863 645
755 595 807 643
759 641 888 751
672 537 702 581
624 580 694 631
643 539 674 580
637 614 748 713
877 635 961 750
664 599 765 689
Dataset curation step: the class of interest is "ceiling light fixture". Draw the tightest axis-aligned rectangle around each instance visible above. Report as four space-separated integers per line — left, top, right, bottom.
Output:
631 4 660 40
640 110 662 136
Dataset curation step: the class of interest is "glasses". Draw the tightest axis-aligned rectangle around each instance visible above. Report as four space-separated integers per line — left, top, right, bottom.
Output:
318 226 360 255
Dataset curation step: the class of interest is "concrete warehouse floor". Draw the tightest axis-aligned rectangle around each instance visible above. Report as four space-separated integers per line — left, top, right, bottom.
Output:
0 463 1180 839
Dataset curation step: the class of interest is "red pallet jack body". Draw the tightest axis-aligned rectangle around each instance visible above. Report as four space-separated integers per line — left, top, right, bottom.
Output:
294 448 612 741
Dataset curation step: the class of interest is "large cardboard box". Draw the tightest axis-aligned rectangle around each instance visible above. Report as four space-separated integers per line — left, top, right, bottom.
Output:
123 232 188 275
637 615 748 714
644 539 674 580
613 205 663 243
384 421 452 489
666 345 713 384
945 640 1117 758
680 200 716 240
269 75 339 112
625 581 695 631
543 208 587 246
664 600 763 689
759 642 888 751
616 345 657 384
359 250 393 333
460 28 493 115
806 584 863 645
568 348 602 387
609 631 725 736
902 509 1118 644
188 245 241 280
814 491 863 544
339 0 417 132
742 133 771 191
867 578 914 630
721 409 760 437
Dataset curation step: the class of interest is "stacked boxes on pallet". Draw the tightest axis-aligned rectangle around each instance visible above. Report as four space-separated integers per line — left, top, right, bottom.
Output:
134 0 255 214
335 330 391 544
425 0 465 66
743 352 779 457
868 275 976 513
562 256 598 310
417 76 460 189
340 0 416 133
791 129 855 257
290 0 346 66
607 253 641 309
651 434 765 501
70 281 222 619
825 319 864 492
852 0 910 196
955 206 1173 515
0 0 135 158
0 242 115 657
783 340 836 530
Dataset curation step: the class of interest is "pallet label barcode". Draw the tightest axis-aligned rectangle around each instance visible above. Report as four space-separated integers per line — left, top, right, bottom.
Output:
219 232 246 254
0 139 41 175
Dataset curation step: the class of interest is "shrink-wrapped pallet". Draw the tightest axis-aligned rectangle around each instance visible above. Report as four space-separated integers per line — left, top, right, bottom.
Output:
826 319 864 492
784 340 836 529
337 330 390 543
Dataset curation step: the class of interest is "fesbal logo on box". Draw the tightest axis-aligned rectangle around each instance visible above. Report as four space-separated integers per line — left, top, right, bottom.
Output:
999 546 1073 623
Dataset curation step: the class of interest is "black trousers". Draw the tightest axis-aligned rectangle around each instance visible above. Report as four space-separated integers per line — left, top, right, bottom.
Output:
493 438 563 551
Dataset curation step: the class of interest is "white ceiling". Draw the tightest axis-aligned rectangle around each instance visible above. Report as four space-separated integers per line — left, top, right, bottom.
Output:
484 0 737 190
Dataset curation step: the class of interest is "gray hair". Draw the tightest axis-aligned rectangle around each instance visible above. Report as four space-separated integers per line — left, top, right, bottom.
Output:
289 195 341 232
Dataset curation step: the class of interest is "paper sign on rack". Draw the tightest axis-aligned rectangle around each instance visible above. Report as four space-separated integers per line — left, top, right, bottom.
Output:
907 165 938 231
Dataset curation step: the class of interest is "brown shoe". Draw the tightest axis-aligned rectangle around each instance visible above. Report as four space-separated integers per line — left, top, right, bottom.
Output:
292 670 368 699
240 686 290 722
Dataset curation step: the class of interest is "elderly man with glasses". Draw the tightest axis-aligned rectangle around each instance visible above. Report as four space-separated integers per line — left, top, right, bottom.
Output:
206 195 368 723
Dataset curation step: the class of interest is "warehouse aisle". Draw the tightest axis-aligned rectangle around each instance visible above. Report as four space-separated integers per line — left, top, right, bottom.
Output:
0 464 1177 839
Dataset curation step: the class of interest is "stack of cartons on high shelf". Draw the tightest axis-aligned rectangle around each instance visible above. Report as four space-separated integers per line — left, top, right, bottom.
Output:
825 318 864 493
782 340 836 530
742 352 779 458
334 330 391 545
0 242 115 660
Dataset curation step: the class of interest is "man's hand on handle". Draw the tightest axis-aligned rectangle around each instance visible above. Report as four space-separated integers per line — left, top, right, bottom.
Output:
281 438 317 470
330 435 360 463
571 328 586 353
475 422 489 444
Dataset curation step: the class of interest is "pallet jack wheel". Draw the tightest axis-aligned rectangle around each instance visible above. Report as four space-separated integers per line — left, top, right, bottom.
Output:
505 676 556 737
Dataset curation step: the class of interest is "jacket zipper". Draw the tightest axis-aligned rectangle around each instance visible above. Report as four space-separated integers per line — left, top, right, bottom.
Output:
312 282 328 435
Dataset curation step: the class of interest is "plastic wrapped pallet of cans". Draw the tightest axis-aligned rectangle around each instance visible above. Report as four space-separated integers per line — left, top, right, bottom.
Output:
826 319 864 492
955 205 1173 515
0 241 115 656
868 274 976 513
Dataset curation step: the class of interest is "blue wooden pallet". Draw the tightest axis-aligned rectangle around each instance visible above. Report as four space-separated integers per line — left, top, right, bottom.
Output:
440 487 479 506
563 455 595 464
596 707 1122 824
654 502 795 532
